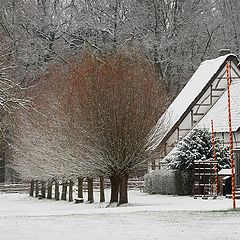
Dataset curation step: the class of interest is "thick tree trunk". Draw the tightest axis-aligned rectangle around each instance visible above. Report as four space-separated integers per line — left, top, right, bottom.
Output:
35 180 39 198
30 180 34 197
61 181 67 200
87 177 94 203
110 175 120 203
41 182 46 198
119 174 129 205
47 181 52 199
69 179 73 202
77 177 83 199
54 180 60 201
99 176 105 202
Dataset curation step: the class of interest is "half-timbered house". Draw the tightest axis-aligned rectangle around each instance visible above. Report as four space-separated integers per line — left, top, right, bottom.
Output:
150 52 240 170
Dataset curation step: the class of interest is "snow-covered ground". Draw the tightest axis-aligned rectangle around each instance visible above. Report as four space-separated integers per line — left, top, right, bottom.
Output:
1 190 240 240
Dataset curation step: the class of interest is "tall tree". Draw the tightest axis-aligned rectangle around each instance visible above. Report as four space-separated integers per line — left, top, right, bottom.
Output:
52 50 169 204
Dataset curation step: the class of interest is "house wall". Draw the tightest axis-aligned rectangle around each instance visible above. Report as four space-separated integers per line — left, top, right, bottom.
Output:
151 59 240 170
216 131 240 148
162 64 237 158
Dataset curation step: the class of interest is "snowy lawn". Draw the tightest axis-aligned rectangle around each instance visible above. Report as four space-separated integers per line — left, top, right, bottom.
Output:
1 190 240 240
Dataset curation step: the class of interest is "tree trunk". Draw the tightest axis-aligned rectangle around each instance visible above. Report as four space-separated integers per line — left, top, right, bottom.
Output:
77 177 83 199
30 180 34 197
47 181 52 199
69 179 73 202
35 180 39 198
54 180 59 201
110 175 119 203
119 174 129 205
41 182 46 198
99 176 105 202
61 181 67 200
87 177 94 203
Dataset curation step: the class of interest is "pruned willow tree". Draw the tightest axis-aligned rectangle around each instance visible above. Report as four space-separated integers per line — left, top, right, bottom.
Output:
44 50 168 204
11 48 168 204
11 66 98 185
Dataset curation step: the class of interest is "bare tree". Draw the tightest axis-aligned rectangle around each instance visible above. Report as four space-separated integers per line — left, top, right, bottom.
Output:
213 0 240 55
133 0 222 90
1 0 233 92
10 59 98 189
49 50 168 204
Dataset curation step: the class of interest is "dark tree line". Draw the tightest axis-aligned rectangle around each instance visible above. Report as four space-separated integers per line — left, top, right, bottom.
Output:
1 0 239 91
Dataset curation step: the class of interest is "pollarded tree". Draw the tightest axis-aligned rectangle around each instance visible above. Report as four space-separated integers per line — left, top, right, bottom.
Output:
11 70 94 183
11 54 102 200
12 48 168 204
51 49 169 204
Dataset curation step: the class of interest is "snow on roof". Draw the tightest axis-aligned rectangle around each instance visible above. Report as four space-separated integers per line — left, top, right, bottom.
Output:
152 54 236 148
218 168 231 175
167 55 232 124
197 81 240 132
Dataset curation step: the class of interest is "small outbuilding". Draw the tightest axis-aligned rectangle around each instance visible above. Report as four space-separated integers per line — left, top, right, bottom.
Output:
218 169 231 195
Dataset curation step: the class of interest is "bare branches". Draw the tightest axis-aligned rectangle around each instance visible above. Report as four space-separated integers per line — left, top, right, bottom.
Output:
1 0 234 90
58 50 168 177
11 49 168 186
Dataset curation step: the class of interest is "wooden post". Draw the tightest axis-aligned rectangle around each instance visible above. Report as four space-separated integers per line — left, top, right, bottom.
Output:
211 120 218 195
226 61 236 209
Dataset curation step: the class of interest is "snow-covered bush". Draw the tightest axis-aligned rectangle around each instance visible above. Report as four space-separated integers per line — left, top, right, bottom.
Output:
145 129 231 196
145 169 175 195
167 128 229 171
144 169 193 195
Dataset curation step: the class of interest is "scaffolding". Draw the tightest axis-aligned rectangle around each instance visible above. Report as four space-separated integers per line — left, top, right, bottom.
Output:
194 159 217 198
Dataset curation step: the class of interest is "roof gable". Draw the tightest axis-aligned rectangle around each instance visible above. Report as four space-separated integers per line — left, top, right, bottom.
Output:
197 81 240 132
151 54 239 149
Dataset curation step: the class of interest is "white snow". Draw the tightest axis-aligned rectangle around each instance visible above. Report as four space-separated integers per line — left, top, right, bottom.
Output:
218 169 232 175
1 190 240 240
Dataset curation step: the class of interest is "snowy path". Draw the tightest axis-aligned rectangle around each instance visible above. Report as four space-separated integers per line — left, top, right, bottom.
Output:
0 190 240 240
